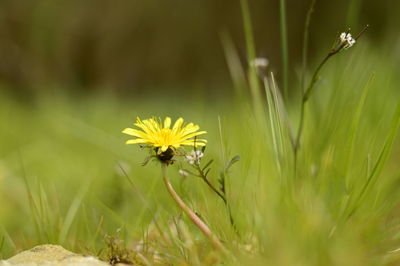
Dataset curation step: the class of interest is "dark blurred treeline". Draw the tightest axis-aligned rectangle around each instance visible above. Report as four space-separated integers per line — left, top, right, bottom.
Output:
0 0 398 96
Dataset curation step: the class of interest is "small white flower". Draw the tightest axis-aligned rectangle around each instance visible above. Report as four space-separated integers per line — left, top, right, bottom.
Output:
185 150 204 165
340 32 356 49
339 32 347 42
178 169 189 177
250 57 269 68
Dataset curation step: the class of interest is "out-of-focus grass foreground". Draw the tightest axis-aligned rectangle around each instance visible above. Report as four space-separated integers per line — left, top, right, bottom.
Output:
1 0 400 265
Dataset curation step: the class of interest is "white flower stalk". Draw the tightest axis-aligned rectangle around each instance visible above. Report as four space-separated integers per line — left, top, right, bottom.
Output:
340 32 356 49
185 150 204 165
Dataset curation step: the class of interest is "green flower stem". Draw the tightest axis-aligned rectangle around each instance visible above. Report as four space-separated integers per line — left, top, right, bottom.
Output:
293 25 369 159
161 164 228 254
293 52 332 154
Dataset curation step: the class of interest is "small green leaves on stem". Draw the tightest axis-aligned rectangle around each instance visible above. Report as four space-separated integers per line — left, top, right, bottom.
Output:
193 159 226 204
141 155 156 166
226 155 241 171
202 159 214 172
219 155 240 194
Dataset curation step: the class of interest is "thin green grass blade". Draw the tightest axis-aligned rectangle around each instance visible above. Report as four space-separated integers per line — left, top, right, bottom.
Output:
0 225 16 251
95 200 134 232
301 0 316 93
239 0 256 65
59 181 90 243
279 0 289 99
0 235 4 259
346 99 400 218
38 182 54 242
239 0 263 116
264 77 281 172
270 72 290 156
218 116 226 163
18 152 44 242
80 204 95 251
344 74 375 186
220 32 248 97
90 215 104 250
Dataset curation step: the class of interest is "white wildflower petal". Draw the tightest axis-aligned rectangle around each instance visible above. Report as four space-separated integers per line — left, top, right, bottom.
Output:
185 150 204 165
340 32 347 42
339 32 356 49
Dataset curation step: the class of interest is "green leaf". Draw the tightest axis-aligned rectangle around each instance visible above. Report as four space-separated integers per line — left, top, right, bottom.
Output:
347 99 400 218
226 155 240 171
202 159 214 171
141 155 155 166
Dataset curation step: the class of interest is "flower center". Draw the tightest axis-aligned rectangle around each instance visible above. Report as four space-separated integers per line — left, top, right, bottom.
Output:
157 147 175 163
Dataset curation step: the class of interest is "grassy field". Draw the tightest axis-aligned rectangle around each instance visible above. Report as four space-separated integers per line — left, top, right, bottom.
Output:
0 38 400 265
1 3 400 262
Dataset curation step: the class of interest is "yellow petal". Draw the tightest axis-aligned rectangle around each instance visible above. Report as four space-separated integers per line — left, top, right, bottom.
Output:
161 145 169 152
181 131 207 140
134 119 155 135
126 139 147 144
122 128 147 138
164 117 171 128
172 118 184 131
140 119 158 133
179 124 206 137
151 117 162 131
171 143 182 148
178 139 207 146
180 141 206 147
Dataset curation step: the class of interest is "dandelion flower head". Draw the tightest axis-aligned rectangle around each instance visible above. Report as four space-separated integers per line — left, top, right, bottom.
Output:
122 117 207 152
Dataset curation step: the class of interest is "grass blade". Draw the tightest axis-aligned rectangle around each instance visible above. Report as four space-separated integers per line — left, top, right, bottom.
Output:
59 181 90 243
239 0 263 116
220 32 248 97
346 99 400 218
279 0 289 99
301 0 317 93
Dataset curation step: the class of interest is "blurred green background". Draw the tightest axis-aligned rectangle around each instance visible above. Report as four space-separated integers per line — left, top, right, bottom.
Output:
0 0 398 96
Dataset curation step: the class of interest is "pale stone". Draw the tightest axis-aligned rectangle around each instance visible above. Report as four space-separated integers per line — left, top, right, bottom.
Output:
0 244 109 266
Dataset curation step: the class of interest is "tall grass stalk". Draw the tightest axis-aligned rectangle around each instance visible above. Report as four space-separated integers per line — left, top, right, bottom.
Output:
58 182 90 243
343 74 374 186
279 0 289 100
239 0 263 117
301 0 317 93
345 99 400 219
0 226 16 255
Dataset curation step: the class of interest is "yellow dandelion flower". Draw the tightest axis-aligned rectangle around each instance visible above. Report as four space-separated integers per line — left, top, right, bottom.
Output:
122 117 207 152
